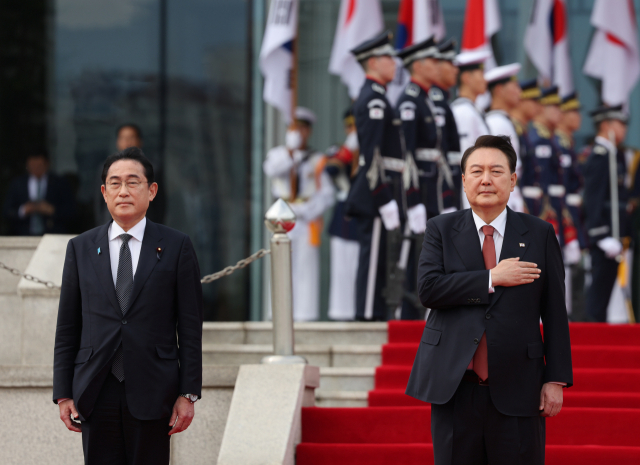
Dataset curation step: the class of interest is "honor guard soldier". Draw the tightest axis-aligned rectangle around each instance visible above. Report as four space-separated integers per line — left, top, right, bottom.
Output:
511 79 543 214
556 93 586 318
345 31 405 321
484 63 525 212
526 87 566 235
394 36 444 320
432 38 463 212
583 105 630 322
326 109 361 321
263 107 335 321
451 50 491 208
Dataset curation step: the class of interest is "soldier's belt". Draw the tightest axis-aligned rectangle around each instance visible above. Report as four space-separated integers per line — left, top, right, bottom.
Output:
588 225 610 237
565 193 582 207
522 186 543 199
547 185 566 197
447 151 462 165
382 157 405 172
415 148 442 162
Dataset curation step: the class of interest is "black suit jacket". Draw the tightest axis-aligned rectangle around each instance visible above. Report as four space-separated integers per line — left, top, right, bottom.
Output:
3 173 76 235
53 219 203 421
405 208 573 417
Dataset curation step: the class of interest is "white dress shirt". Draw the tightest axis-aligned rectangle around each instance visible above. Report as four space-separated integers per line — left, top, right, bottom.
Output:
471 207 507 293
108 217 146 285
18 174 49 219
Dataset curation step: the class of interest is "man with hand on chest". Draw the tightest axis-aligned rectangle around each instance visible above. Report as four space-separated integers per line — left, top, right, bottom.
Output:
406 135 572 465
53 147 203 464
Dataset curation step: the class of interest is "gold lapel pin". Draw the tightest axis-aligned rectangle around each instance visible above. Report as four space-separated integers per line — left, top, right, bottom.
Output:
519 243 525 247
156 247 162 259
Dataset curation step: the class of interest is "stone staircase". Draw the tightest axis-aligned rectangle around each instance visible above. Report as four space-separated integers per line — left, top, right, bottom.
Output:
203 322 386 407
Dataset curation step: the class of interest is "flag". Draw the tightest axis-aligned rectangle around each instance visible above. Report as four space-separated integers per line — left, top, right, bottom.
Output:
259 0 299 123
329 0 384 99
524 0 573 96
388 0 446 105
396 0 446 49
461 0 500 67
584 0 640 106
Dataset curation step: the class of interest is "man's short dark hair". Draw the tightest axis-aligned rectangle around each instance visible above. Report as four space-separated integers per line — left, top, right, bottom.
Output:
461 135 517 174
101 147 155 185
26 148 49 161
116 123 143 140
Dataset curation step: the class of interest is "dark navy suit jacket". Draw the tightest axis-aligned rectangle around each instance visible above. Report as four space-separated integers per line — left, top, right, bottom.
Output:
406 208 573 417
53 219 203 421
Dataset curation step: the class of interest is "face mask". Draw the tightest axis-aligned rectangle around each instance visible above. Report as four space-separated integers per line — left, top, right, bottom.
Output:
285 129 302 150
345 131 359 151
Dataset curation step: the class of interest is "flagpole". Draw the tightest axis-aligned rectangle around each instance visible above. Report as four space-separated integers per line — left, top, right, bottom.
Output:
288 15 300 202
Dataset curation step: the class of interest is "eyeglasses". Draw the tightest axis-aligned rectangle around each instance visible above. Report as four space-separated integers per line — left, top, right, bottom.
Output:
105 181 148 192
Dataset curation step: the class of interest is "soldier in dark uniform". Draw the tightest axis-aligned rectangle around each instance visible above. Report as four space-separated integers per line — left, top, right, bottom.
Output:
556 93 586 319
526 87 566 239
583 105 630 322
345 31 405 321
394 37 442 320
511 79 542 215
433 38 463 212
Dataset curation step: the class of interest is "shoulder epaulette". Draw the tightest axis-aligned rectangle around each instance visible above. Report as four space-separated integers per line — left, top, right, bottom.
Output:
372 83 386 94
512 119 524 136
532 121 551 139
593 144 607 155
556 131 572 149
405 83 420 97
428 87 443 101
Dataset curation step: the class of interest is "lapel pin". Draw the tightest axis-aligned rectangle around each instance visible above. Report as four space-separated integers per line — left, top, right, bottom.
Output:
97 247 101 255
157 247 162 259
519 243 525 247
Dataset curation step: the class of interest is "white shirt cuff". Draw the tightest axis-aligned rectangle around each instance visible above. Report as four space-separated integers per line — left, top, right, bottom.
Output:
488 270 494 293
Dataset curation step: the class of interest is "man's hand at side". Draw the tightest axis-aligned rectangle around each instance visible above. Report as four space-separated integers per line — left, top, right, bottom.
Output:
59 399 81 432
491 258 541 287
168 396 195 435
539 383 563 417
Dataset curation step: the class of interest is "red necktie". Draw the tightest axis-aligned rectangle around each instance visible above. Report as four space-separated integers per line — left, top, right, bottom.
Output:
472 225 495 381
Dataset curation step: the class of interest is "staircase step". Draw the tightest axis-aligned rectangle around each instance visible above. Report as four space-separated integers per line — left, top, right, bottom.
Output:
319 367 375 391
202 321 387 345
315 391 368 407
296 444 640 465
374 366 640 392
388 321 640 346
202 344 381 367
368 389 640 409
382 343 640 368
302 406 640 447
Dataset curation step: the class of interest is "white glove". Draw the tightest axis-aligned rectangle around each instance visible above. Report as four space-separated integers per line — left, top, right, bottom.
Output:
563 240 581 265
345 131 359 151
407 204 427 234
378 200 401 231
440 207 457 214
597 237 623 259
285 129 302 150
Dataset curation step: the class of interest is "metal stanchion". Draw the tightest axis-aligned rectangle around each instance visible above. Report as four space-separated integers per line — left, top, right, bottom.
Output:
261 199 307 364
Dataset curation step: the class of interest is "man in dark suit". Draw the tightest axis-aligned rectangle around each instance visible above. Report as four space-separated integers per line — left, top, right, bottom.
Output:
3 149 76 235
53 147 203 464
406 135 573 464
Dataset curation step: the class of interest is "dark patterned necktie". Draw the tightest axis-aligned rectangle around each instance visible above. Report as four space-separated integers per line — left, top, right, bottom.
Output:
111 233 133 382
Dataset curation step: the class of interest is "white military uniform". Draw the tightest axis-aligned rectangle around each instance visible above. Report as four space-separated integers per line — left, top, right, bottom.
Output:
451 97 490 208
485 109 525 212
263 146 335 321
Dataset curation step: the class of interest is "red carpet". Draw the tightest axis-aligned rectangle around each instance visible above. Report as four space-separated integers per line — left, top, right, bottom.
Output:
297 323 640 465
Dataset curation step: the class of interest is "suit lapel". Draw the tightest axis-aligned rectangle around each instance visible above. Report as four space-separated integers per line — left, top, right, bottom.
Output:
127 220 163 311
452 210 486 271
488 208 530 310
89 222 121 314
